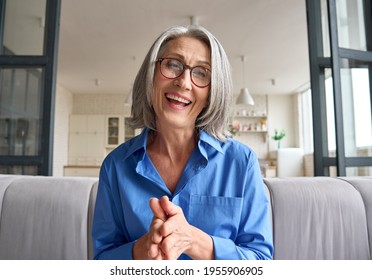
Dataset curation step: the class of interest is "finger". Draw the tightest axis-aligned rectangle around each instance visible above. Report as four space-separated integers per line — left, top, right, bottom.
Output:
157 197 184 237
159 196 180 217
149 197 167 221
150 218 164 244
159 234 185 260
148 242 161 259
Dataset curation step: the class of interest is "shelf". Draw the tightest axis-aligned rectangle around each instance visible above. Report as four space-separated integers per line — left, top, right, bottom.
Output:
232 95 269 152
234 130 268 141
234 115 267 119
231 113 268 139
239 130 267 133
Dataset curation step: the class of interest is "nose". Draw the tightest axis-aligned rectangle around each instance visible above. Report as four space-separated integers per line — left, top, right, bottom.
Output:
174 68 192 90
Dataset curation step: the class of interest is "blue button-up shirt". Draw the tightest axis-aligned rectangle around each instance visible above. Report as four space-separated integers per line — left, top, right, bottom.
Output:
92 128 273 260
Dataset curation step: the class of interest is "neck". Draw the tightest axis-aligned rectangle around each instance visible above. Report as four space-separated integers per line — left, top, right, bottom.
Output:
148 126 198 161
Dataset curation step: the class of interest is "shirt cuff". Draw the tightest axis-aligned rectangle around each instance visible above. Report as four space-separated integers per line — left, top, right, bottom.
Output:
211 236 239 260
96 241 135 260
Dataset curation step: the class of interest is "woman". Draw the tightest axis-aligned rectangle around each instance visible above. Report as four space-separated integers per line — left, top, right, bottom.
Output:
92 25 273 260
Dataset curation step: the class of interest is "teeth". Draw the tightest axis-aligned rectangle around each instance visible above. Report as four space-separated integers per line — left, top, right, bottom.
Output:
166 94 191 104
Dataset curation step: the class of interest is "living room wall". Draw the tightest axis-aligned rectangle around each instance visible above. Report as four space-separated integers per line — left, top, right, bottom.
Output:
53 86 298 176
267 94 298 152
53 84 73 176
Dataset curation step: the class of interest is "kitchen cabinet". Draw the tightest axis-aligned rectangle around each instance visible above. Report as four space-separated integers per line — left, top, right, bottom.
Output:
68 114 140 171
106 116 123 147
68 115 105 165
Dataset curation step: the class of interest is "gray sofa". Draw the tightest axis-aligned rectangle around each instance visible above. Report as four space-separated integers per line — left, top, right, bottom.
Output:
0 175 98 260
0 175 371 260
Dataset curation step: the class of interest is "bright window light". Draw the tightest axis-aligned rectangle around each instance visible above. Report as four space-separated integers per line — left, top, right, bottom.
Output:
352 68 372 148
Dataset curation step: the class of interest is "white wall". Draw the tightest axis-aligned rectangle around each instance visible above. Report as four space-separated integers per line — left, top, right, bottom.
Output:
53 84 73 176
62 93 298 166
72 94 131 115
267 94 297 152
233 94 298 159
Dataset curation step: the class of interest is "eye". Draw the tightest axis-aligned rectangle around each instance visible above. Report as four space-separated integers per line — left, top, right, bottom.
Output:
192 67 209 78
166 59 183 72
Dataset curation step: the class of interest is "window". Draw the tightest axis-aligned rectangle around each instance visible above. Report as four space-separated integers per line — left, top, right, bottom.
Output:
351 68 372 148
0 0 61 175
306 0 372 175
324 68 372 156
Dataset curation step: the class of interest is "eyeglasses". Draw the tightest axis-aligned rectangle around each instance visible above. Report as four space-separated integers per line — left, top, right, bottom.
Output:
157 58 211 88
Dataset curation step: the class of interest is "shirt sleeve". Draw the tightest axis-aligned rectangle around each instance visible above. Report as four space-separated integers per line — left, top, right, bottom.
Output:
92 161 134 260
211 157 274 260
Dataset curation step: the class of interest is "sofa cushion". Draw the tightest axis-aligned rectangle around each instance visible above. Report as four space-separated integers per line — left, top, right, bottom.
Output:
264 177 370 259
0 176 97 260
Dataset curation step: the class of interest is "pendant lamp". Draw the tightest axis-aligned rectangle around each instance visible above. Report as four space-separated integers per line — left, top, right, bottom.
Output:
236 56 254 105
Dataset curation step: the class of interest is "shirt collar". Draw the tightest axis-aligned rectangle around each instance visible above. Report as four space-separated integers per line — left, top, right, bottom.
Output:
198 130 224 155
122 128 149 161
122 128 225 161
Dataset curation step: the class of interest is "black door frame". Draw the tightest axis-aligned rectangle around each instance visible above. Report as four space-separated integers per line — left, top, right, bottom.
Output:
306 0 372 176
0 0 61 175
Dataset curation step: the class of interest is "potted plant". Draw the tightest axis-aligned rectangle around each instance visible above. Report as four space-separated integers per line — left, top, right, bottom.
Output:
272 129 286 149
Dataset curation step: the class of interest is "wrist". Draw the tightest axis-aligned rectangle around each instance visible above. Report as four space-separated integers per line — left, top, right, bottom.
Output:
184 225 214 260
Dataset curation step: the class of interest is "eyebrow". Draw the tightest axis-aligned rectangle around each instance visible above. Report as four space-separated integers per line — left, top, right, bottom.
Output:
165 53 211 68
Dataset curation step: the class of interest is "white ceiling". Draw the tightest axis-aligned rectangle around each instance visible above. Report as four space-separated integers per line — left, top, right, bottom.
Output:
57 0 310 99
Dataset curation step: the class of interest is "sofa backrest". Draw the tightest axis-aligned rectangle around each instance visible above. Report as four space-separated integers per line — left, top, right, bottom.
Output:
0 175 98 260
0 176 19 219
1 175 370 260
264 177 371 260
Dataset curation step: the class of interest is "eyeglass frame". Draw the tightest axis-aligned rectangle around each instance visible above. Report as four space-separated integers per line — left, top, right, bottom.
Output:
156 57 211 88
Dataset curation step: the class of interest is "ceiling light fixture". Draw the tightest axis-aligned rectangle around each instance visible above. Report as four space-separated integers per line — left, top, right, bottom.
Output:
236 56 254 106
190 16 199 25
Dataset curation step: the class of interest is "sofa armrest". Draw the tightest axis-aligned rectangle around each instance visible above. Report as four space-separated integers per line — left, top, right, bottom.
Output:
264 177 371 260
0 175 98 260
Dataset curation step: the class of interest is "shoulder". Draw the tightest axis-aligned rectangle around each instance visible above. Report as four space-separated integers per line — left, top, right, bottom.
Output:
222 137 258 161
200 131 258 167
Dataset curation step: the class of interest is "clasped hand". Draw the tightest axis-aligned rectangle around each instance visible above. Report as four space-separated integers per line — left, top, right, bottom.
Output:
133 195 193 260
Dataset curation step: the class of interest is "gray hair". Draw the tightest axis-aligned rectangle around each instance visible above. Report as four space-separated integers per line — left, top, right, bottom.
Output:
129 25 233 141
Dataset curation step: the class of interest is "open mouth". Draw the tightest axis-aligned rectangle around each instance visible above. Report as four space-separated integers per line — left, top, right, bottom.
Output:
165 93 192 107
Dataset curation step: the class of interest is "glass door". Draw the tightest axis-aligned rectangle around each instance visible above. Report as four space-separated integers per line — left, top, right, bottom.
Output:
0 0 61 175
306 0 372 176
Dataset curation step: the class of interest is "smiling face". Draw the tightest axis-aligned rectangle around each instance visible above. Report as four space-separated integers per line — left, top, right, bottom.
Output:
152 36 211 131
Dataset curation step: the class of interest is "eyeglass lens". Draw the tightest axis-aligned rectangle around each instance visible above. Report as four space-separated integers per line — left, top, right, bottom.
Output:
159 58 210 87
